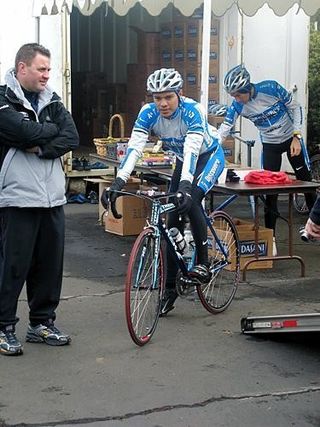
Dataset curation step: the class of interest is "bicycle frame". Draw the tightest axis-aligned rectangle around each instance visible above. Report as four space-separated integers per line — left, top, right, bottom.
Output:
147 198 230 282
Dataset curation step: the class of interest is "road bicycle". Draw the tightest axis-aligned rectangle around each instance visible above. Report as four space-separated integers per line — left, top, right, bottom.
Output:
108 189 240 346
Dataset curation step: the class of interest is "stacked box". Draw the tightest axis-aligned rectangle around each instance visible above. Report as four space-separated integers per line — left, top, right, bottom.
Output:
126 63 160 130
159 17 220 102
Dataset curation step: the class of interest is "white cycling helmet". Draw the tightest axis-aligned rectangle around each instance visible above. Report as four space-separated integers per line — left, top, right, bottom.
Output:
223 64 251 94
147 68 183 93
208 103 228 117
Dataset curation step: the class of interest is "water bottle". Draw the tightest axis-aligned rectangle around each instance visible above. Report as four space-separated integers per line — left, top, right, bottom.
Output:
169 227 186 253
184 229 195 264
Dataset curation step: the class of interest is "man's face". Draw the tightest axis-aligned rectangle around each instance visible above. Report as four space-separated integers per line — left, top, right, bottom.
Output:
153 91 179 117
230 91 250 104
17 53 50 93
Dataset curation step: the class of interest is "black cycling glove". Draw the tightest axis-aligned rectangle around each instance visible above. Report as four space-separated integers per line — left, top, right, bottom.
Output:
101 177 125 210
174 180 193 214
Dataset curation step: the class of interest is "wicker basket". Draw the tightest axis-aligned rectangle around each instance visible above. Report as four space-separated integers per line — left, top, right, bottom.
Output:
93 140 108 156
93 114 128 158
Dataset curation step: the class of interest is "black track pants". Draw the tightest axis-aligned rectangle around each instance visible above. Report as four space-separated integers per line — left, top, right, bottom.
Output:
263 139 316 231
0 206 65 329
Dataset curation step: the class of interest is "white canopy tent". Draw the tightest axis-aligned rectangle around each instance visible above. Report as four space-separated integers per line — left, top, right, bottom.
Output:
33 0 320 111
33 0 320 17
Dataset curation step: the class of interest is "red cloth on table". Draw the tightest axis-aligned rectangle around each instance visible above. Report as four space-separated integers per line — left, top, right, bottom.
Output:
244 170 293 185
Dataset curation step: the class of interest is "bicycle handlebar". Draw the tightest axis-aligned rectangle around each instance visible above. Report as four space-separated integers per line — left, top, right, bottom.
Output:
230 132 255 148
107 189 172 219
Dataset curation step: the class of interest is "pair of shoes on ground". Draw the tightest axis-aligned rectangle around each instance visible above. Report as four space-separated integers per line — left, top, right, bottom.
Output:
67 193 88 204
0 322 71 356
72 157 91 171
72 157 107 171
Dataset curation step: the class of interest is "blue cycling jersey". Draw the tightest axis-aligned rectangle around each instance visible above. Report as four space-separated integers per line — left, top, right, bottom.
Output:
218 80 303 144
117 96 221 183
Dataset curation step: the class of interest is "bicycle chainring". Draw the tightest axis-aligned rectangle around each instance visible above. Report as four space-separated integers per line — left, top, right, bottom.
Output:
176 271 197 297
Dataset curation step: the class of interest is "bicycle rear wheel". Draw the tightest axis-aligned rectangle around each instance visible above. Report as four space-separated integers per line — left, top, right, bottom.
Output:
293 193 309 215
197 211 240 314
125 227 164 346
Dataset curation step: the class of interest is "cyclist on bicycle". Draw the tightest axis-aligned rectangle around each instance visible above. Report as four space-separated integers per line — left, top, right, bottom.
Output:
101 68 225 316
218 64 316 244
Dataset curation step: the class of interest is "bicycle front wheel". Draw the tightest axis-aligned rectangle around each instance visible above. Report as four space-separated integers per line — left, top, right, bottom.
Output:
197 211 240 314
125 227 164 346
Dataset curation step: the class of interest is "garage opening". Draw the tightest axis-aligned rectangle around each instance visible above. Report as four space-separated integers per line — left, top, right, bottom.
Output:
70 2 221 157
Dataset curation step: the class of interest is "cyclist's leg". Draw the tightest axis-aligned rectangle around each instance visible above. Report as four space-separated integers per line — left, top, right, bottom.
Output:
287 141 317 212
262 143 283 231
166 160 183 288
192 146 225 267
161 161 182 315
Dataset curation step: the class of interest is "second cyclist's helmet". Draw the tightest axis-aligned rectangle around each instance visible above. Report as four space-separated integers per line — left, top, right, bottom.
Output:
208 103 228 117
223 64 251 94
147 68 183 93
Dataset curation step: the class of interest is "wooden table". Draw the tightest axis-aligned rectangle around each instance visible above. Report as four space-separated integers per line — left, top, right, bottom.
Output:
89 154 173 183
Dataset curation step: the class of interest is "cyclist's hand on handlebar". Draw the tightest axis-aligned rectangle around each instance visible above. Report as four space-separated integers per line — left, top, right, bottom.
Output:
100 177 125 218
174 180 193 214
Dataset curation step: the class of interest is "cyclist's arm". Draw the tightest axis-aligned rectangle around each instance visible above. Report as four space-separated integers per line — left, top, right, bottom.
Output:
180 104 206 183
181 131 203 183
273 81 303 135
305 191 320 237
309 194 320 226
117 104 155 182
117 129 148 182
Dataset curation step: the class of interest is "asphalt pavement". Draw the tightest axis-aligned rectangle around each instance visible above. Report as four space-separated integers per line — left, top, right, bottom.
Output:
1 196 320 427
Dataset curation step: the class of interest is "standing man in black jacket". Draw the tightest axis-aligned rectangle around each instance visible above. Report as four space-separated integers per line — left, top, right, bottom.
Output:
0 43 79 356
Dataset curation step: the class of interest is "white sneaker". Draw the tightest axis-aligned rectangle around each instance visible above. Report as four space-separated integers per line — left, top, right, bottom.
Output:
272 237 277 256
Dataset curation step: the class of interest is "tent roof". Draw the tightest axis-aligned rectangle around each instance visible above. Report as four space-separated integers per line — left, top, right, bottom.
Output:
33 0 320 17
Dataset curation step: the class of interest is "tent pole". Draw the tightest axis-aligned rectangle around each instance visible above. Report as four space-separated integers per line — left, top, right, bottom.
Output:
200 0 211 114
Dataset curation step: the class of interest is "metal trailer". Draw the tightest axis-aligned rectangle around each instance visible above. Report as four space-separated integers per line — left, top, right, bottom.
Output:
241 313 320 334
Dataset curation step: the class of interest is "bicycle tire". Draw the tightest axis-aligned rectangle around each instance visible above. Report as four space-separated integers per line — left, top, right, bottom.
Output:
125 227 164 346
197 211 240 314
293 193 309 215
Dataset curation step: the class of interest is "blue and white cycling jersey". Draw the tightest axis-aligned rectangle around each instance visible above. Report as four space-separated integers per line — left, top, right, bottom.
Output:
218 80 303 144
117 96 221 183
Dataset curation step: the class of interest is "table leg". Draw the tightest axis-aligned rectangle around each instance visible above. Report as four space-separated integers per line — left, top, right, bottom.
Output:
242 192 306 281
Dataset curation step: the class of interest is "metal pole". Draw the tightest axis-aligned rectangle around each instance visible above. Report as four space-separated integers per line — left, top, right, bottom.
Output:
200 0 211 113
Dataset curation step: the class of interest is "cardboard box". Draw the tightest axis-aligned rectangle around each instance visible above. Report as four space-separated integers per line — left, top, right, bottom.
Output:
208 219 273 271
104 193 149 236
102 179 151 236
84 177 144 233
222 138 235 163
